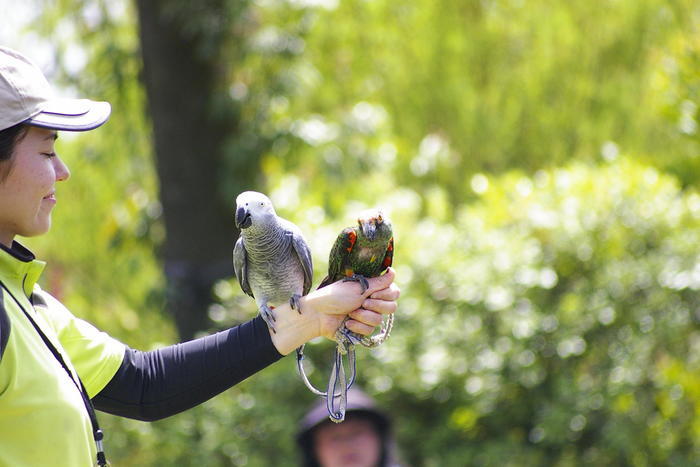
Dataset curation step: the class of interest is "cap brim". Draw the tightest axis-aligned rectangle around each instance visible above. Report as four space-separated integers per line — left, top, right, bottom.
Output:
25 98 111 131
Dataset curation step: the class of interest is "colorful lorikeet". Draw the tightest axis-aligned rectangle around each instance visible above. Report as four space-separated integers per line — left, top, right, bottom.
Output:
318 209 393 291
318 209 394 345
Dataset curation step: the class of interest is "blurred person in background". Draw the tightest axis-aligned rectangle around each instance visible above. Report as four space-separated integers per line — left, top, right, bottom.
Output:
0 45 400 467
297 387 404 467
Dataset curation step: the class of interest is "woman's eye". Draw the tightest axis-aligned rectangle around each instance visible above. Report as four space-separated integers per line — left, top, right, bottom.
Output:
42 152 56 158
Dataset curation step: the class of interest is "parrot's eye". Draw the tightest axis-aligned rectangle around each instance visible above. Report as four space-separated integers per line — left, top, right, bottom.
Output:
260 202 265 207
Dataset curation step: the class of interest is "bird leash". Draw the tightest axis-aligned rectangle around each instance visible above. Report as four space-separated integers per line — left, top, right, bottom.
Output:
296 336 356 423
296 312 394 422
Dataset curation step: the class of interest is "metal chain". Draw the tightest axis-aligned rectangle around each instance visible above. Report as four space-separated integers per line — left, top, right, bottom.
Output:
295 314 394 422
295 340 356 397
326 339 352 423
359 313 394 348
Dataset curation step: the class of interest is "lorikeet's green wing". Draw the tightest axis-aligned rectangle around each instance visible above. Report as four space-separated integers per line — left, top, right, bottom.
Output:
318 227 358 288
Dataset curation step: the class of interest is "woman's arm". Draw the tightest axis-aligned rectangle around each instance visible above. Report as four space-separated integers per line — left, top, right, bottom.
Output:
92 316 280 421
93 269 399 421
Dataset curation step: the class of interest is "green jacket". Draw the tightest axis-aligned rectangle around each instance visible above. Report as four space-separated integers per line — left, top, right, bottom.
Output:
0 242 124 467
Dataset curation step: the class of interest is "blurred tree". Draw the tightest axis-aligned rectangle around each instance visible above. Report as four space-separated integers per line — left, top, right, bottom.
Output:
135 0 258 339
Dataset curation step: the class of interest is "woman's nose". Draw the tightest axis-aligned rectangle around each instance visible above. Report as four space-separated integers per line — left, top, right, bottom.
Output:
54 155 71 181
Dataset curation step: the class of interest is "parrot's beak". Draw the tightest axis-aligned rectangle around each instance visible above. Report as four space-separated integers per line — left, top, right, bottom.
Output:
360 220 376 241
235 207 252 229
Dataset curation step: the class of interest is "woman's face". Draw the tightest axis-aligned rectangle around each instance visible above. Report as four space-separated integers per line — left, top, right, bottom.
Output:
313 416 382 467
0 126 70 246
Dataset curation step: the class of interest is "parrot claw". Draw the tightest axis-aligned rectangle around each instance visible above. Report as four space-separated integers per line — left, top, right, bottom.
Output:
259 304 277 333
342 274 369 294
290 294 303 314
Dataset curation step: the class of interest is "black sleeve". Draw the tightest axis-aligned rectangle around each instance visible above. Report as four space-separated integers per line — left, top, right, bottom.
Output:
92 316 283 421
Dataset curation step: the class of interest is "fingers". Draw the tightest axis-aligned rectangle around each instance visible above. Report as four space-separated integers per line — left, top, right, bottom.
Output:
361 294 398 316
345 319 375 336
345 309 382 336
364 267 395 297
348 308 383 327
335 273 399 338
368 282 400 302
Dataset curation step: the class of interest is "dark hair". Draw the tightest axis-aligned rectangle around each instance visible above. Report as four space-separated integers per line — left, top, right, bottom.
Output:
0 123 29 181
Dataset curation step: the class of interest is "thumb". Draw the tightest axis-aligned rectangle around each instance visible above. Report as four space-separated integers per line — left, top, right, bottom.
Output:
364 267 395 297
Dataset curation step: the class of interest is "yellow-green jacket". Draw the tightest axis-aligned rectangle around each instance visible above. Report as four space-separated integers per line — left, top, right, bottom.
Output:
0 241 124 467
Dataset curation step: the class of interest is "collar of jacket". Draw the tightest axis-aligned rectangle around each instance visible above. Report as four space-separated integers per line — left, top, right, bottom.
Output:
0 241 46 297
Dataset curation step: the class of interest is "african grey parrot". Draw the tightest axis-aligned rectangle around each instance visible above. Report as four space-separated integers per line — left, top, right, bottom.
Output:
233 191 313 332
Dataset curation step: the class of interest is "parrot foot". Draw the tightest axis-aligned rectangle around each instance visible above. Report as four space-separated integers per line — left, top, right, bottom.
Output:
259 304 277 333
342 274 369 294
290 294 303 315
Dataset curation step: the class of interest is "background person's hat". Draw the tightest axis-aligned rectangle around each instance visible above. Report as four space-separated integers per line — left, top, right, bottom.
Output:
0 46 110 132
297 387 391 436
296 387 398 467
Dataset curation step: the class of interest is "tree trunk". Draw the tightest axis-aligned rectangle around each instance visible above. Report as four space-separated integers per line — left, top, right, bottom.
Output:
135 0 239 340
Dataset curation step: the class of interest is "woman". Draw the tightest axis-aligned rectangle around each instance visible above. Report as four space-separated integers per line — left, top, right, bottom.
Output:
0 46 399 466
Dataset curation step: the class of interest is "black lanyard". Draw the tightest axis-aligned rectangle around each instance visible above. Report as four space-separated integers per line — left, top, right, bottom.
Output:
0 281 107 466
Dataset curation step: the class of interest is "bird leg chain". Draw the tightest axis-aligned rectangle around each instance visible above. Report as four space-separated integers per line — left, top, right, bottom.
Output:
359 313 394 348
295 341 356 398
326 340 355 423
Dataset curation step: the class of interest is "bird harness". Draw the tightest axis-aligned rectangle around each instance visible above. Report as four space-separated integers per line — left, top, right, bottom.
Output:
295 312 394 423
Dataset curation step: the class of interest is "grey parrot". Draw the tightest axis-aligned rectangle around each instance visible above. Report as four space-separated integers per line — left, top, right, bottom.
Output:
233 191 314 332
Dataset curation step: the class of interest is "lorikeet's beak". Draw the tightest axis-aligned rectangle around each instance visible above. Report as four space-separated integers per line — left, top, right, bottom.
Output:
360 218 377 241
235 207 252 229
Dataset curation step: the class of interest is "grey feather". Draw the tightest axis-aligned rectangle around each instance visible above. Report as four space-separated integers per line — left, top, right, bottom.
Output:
233 236 252 298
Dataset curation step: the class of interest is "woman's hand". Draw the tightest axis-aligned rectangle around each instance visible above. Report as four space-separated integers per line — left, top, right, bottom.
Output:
268 268 400 355
314 268 400 339
344 282 400 336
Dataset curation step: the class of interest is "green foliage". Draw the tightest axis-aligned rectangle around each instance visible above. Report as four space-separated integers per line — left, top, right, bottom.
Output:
380 160 700 465
248 0 700 203
646 26 700 186
17 0 700 465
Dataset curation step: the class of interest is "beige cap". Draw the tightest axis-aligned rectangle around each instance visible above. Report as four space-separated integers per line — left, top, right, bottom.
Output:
0 46 110 132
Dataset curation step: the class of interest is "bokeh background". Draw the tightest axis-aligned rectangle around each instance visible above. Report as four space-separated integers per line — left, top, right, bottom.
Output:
3 0 700 465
